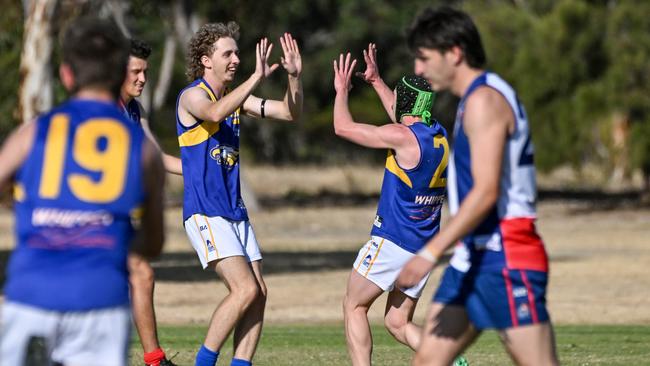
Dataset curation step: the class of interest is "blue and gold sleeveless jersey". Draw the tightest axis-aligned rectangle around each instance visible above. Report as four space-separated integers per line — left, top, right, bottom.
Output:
4 99 146 311
119 98 142 126
370 121 449 253
176 78 247 222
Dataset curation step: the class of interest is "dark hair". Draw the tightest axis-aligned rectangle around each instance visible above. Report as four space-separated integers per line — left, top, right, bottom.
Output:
186 21 240 81
130 38 152 59
62 17 129 97
407 6 486 68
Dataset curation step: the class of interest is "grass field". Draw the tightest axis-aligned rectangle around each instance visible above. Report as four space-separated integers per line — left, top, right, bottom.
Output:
131 324 650 365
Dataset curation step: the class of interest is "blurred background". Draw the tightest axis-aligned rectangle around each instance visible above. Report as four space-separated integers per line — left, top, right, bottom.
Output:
2 2 650 363
3 0 650 195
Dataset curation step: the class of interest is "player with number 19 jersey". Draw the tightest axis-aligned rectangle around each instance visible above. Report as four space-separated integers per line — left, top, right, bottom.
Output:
5 99 146 311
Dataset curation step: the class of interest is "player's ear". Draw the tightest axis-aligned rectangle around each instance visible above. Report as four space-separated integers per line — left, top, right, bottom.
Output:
59 63 75 92
449 46 463 66
201 54 212 69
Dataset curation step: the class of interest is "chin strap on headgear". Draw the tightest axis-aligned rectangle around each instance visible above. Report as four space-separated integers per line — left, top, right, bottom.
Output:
395 75 435 126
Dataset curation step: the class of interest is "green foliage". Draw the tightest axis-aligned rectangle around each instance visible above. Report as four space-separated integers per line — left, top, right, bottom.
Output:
3 0 650 182
0 4 23 138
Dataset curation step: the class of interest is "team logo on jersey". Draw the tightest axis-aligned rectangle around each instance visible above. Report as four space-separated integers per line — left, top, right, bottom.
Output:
210 145 239 168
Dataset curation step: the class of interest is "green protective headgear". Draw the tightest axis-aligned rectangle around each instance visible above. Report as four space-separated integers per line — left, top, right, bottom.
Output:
395 75 435 126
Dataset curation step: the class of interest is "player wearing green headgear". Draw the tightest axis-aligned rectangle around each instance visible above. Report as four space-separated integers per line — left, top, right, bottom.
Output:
394 75 435 125
334 44 449 366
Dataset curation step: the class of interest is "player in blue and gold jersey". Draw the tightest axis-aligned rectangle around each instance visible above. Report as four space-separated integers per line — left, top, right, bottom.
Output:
334 47 448 366
0 17 165 366
119 38 181 366
176 23 302 366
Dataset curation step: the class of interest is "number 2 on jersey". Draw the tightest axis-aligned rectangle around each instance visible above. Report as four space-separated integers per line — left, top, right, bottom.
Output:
429 134 449 188
38 114 130 203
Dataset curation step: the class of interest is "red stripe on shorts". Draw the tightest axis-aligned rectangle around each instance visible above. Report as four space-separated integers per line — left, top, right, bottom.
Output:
502 268 519 327
520 270 539 323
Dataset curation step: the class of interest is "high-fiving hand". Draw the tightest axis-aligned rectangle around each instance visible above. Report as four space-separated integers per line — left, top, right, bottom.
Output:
280 33 302 77
355 43 380 84
333 52 357 94
255 38 279 79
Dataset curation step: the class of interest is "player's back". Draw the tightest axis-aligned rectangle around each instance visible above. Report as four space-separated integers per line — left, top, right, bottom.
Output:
4 98 147 311
371 121 448 253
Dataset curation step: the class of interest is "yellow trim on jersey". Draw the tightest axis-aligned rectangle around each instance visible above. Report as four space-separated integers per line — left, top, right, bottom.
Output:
198 82 217 102
13 183 25 202
178 83 240 146
178 121 221 147
385 151 413 188
364 238 385 277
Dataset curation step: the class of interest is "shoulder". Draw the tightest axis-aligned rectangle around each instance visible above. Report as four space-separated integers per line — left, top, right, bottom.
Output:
464 86 513 127
179 85 211 105
465 86 509 112
377 123 416 146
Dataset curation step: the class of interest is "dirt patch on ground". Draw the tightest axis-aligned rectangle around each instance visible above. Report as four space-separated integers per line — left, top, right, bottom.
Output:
1 168 649 326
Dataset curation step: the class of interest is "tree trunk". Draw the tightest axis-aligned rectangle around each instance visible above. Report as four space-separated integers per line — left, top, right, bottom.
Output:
19 0 57 124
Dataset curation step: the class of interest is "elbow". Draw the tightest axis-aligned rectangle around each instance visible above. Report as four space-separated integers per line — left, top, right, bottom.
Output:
333 124 348 137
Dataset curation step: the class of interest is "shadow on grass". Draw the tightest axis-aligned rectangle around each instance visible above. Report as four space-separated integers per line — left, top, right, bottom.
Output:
0 249 457 287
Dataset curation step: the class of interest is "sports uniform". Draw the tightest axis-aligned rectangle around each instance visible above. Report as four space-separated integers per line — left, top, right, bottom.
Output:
176 78 261 268
434 72 550 329
1 99 146 365
353 120 448 298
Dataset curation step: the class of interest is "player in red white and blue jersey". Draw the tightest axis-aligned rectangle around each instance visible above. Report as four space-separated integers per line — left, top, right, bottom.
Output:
0 18 164 366
397 6 559 366
334 47 448 366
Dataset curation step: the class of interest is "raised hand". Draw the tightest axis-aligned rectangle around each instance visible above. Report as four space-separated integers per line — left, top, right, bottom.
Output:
255 38 279 79
280 33 302 77
355 43 380 84
333 52 357 94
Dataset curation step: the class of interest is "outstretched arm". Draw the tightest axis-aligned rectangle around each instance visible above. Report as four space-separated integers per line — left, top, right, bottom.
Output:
179 38 278 127
356 43 396 122
244 33 303 121
333 52 412 150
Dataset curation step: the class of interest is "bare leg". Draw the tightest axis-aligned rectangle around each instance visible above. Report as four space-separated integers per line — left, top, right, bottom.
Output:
129 254 160 353
232 260 267 361
499 322 559 366
343 271 385 366
412 303 479 366
383 289 421 350
203 256 259 352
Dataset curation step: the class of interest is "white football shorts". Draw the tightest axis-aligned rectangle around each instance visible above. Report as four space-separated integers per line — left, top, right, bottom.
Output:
353 235 430 298
184 214 262 269
0 301 130 366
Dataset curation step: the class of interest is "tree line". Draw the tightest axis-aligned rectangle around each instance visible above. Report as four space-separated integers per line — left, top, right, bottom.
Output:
2 0 649 189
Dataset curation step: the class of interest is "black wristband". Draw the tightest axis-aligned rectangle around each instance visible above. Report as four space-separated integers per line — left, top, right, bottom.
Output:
260 99 267 118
